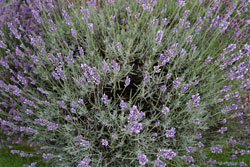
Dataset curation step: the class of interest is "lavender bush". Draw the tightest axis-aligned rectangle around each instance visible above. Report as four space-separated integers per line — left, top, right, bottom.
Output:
0 0 249 166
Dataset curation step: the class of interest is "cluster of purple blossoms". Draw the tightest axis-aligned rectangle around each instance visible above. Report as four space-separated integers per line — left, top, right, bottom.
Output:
153 159 166 167
218 127 228 134
167 43 179 57
223 44 237 55
57 100 67 109
35 119 58 131
128 105 145 122
62 10 72 26
187 93 200 109
52 65 67 81
81 64 101 85
158 53 170 66
177 0 186 7
101 139 108 146
165 127 176 138
161 105 170 115
73 135 90 147
157 149 177 160
137 153 149 166
25 109 33 115
129 121 143 134
183 155 194 163
101 93 109 104
221 103 240 114
23 162 37 167
126 105 145 134
119 100 126 109
186 146 196 153
77 158 91 167
211 145 223 153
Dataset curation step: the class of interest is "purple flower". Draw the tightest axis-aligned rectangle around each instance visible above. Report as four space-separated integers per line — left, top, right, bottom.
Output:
25 109 33 115
128 105 145 122
218 127 227 134
77 158 91 167
144 71 152 82
81 64 101 85
137 153 148 166
119 100 126 109
0 41 7 49
116 42 121 51
42 153 53 159
88 23 94 34
135 12 141 19
102 63 110 72
154 65 161 73
166 73 172 79
101 93 109 104
152 132 158 137
194 118 200 125
161 105 170 115
78 98 84 104
129 121 143 134
62 10 72 26
186 146 196 153
111 60 119 71
205 56 213 64
101 139 108 146
71 28 77 38
158 54 170 66
78 46 84 55
198 141 204 148
157 149 177 160
162 18 168 25
57 100 67 109
186 35 193 43
173 77 181 88
211 145 223 153
180 48 187 56
124 76 131 87
153 159 166 167
154 122 160 127
183 155 194 163
165 127 176 138
156 30 163 45
160 85 167 92
177 0 186 7
65 115 72 121
187 93 200 109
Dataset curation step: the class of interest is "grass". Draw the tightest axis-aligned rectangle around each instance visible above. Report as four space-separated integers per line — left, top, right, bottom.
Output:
0 149 45 167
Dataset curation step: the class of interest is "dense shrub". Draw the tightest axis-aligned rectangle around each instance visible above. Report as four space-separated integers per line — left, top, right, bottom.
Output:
0 0 249 166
